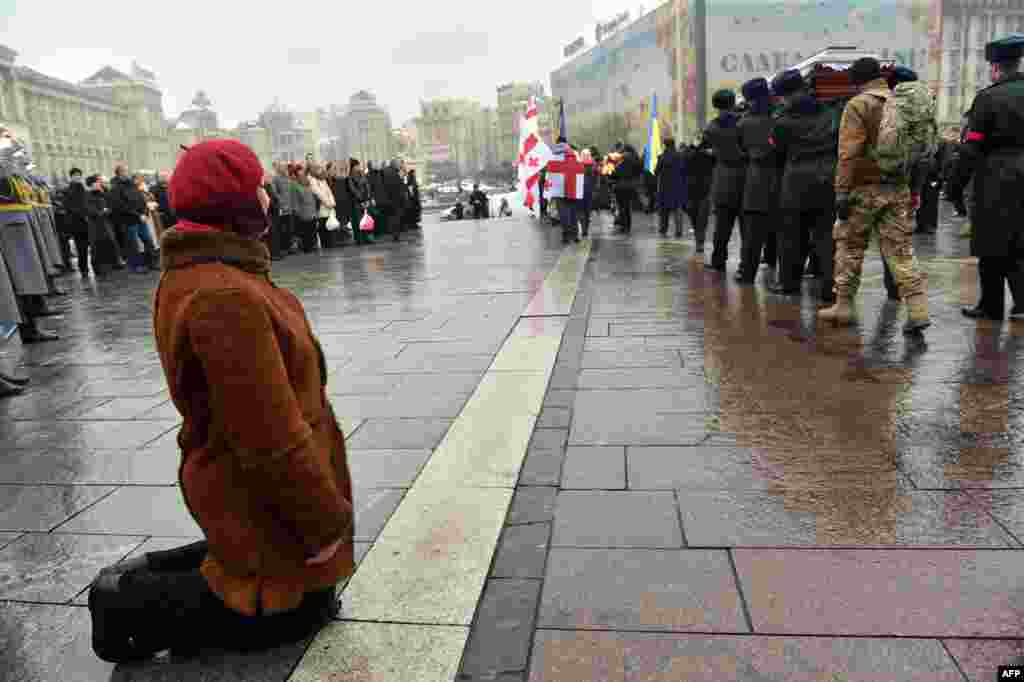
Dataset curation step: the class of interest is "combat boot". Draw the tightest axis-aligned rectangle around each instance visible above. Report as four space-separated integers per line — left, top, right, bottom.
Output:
817 297 855 325
902 293 931 336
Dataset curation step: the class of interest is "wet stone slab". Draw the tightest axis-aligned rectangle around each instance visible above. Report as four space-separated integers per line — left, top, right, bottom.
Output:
561 446 626 489
0 485 116 533
942 638 1024 681
527 631 963 682
552 491 684 549
491 523 552 579
54 486 200 537
343 418 453 450
734 548 1024 637
539 548 747 632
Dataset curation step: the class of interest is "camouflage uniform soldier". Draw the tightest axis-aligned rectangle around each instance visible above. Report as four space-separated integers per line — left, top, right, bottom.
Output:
820 57 932 335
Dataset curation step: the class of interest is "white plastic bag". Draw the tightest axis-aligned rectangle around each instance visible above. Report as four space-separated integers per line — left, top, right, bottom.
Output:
326 210 341 231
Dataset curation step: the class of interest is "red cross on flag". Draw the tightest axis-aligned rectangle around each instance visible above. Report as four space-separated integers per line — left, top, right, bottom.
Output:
545 145 585 201
516 97 553 210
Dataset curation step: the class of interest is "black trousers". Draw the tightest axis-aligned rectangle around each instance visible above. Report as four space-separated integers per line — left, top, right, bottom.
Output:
90 540 336 660
780 209 833 295
762 227 777 266
977 256 1024 316
316 217 335 249
296 218 318 253
710 205 742 269
916 180 941 233
614 189 634 232
739 211 773 280
72 234 91 273
686 197 710 249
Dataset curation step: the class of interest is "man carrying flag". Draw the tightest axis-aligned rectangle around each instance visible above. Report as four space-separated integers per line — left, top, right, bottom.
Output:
516 97 553 215
547 135 587 243
643 93 665 213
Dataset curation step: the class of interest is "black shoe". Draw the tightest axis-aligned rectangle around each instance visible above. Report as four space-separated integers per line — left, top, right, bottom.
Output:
675 231 683 238
695 246 705 255
0 378 24 398
0 372 29 386
19 326 59 344
708 263 726 272
733 272 752 284
88 573 150 663
903 318 931 335
962 306 1003 321
659 230 668 236
1010 306 1024 321
769 284 801 296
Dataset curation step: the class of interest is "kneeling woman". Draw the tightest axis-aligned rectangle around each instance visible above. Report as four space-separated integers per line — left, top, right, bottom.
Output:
89 139 355 662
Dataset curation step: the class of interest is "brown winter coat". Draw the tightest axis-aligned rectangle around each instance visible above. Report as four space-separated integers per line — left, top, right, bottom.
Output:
835 78 890 195
153 228 354 617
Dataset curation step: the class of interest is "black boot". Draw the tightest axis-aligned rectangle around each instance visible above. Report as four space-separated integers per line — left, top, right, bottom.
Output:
0 377 24 398
0 371 29 386
18 323 59 344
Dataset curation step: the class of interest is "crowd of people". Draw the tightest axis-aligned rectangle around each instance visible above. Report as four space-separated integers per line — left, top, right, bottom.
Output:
541 39 1024 338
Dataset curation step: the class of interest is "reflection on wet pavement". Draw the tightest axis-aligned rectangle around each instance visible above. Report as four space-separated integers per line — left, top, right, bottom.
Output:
3 208 1024 681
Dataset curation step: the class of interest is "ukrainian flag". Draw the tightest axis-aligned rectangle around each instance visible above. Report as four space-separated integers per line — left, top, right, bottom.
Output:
643 93 663 174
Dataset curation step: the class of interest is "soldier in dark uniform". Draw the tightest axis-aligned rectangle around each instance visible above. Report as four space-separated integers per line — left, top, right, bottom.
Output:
684 141 713 254
736 77 782 284
949 35 1024 321
704 89 747 272
769 69 840 301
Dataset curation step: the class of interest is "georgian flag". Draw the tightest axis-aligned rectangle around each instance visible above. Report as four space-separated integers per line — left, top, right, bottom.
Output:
544 143 585 200
517 98 553 210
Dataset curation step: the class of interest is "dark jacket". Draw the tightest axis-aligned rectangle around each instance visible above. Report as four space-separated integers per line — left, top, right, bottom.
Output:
684 144 714 204
63 182 90 235
772 94 840 211
611 152 643 194
154 229 354 617
153 182 176 228
84 190 117 245
368 170 386 206
380 167 407 211
703 113 747 208
654 147 688 210
737 111 783 212
330 176 353 219
582 164 597 209
407 179 422 221
108 174 147 221
347 175 370 208
950 73 1024 258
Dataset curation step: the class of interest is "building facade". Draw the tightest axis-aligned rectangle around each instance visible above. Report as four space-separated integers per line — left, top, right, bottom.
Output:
414 98 501 178
0 45 174 181
336 91 392 165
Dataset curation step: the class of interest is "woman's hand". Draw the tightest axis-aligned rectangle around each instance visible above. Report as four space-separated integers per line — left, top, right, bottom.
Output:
305 537 344 566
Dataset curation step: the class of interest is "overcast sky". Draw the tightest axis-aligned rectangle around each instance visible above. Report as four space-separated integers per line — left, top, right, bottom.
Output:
1 0 642 130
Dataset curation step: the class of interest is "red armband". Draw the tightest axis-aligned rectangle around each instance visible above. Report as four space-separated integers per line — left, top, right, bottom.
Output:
966 131 985 142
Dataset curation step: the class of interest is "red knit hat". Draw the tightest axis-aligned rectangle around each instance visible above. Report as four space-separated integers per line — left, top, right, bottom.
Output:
170 139 267 237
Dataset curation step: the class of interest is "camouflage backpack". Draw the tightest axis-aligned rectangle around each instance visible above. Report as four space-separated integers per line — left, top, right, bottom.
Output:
872 81 939 181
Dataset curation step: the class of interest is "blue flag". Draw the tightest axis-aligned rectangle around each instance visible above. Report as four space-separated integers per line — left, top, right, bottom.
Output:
643 93 663 174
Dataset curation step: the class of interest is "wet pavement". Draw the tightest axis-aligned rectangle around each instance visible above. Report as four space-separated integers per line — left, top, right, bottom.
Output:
1 205 1023 681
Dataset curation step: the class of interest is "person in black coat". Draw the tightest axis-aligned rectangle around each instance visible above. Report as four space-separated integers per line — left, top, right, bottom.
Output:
153 172 176 232
611 146 643 234
769 69 840 300
949 35 1024 321
683 142 714 254
381 160 407 241
405 169 422 228
63 168 93 276
736 78 782 283
704 89 747 272
580 149 597 237
83 175 119 277
654 138 688 238
347 159 373 245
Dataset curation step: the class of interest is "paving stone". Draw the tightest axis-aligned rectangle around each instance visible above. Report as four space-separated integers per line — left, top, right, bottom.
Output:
542 389 576 409
943 638 1024 681
0 448 179 485
527 631 963 682
562 446 626 489
347 450 432 489
55 486 200 537
519 448 566 486
492 523 552 579
327 392 469 419
459 579 542 678
352 488 405 541
537 407 571 429
344 418 453 450
571 390 706 446
899 443 1024 489
579 350 681 369
680 488 1016 547
0 532 22 550
507 487 558 525
576 368 701 390
62 396 170 420
540 548 746 632
734 548 1024 637
529 429 568 452
627 445 901 490
0 533 144 602
462 372 549 418
0 485 116 533
291 622 468 682
0 604 116 682
327 373 404 395
553 491 683 549
416 415 537 488
0 420 176 451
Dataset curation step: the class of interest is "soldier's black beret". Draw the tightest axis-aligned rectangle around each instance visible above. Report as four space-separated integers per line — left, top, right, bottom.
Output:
741 77 771 102
985 34 1024 63
712 89 736 110
771 69 804 97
